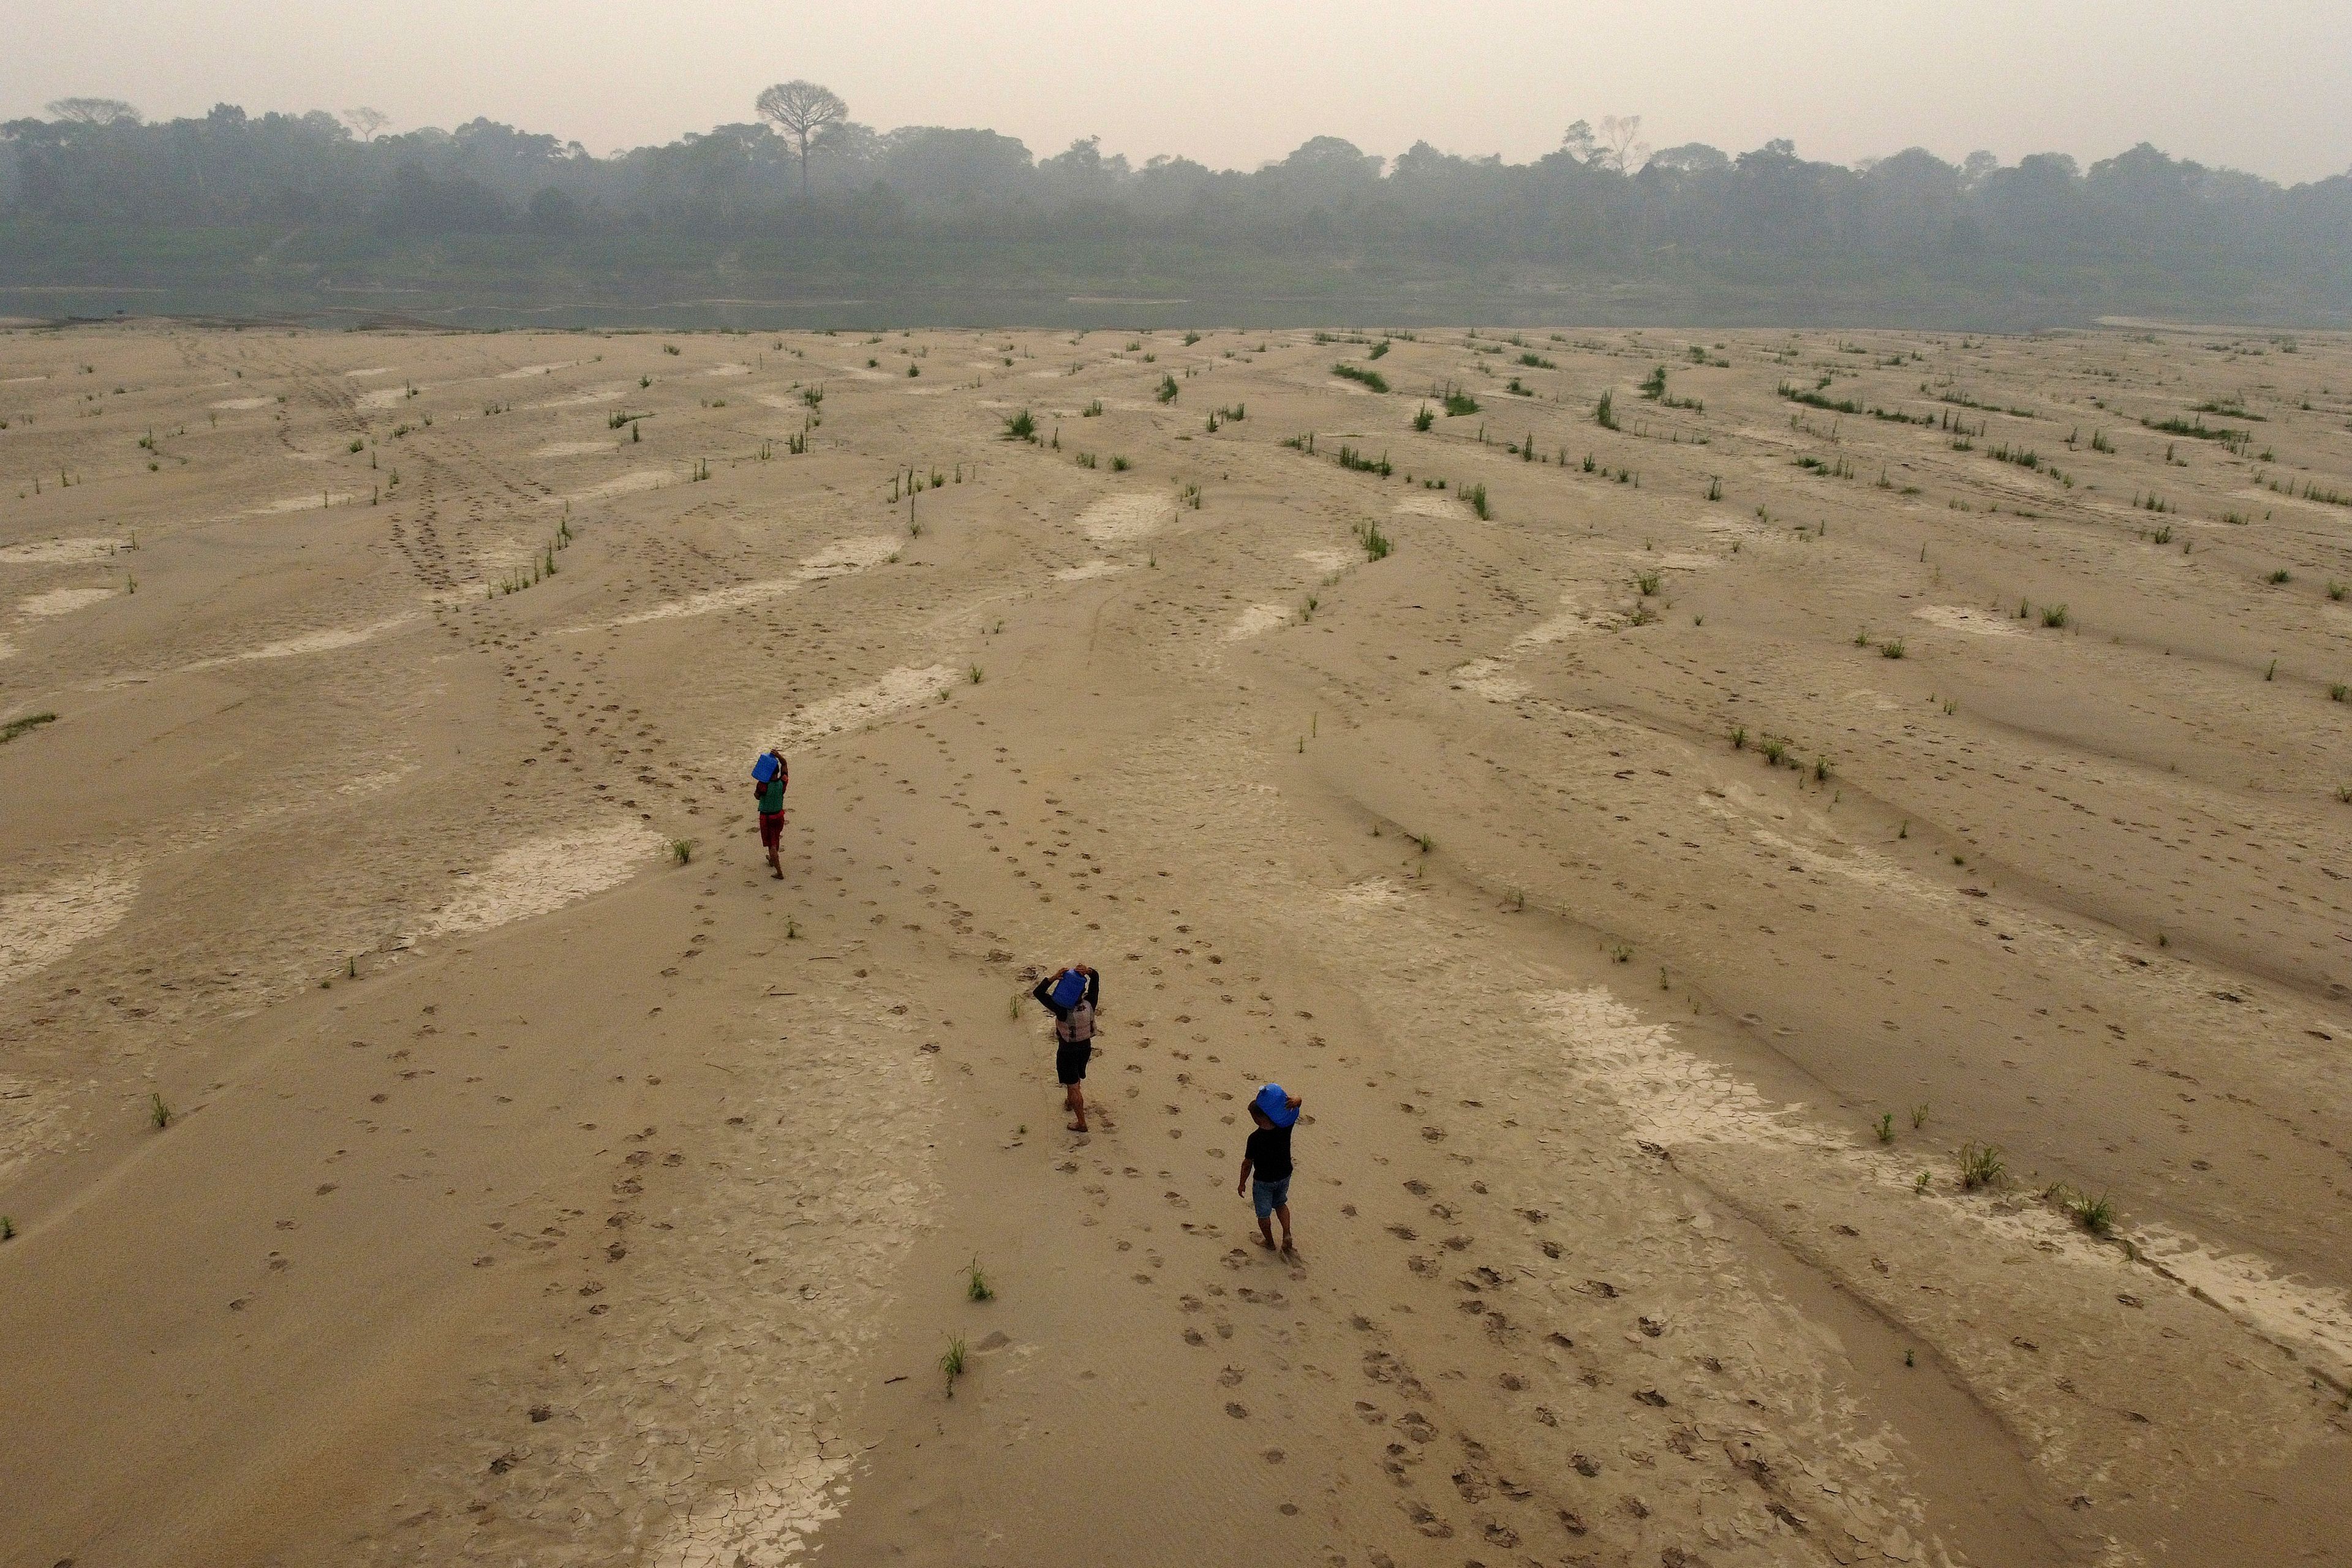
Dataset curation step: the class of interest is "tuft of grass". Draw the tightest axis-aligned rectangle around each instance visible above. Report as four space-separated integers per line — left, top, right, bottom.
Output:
669 838 695 865
1910 1103 1929 1129
1880 638 1905 659
1109 454 1131 472
2326 580 2348 601
1730 725 1748 749
1812 755 1830 782
968 665 984 684
2069 1190 2116 1236
1635 570 1662 596
149 1091 173 1130
1332 363 1389 394
1760 737 1787 767
1875 1112 1894 1144
2040 603 2069 629
1355 520 1393 561
1957 1141 2005 1191
1442 388 1480 417
1594 389 1618 430
1003 409 1038 442
0 1215 12 1241
1080 399 1103 417
1 712 59 744
1157 373 1180 404
2267 568 2292 584
1914 1171 1932 1194
1466 482 1490 521
1416 832 1434 855
967 1256 994 1302
941 1335 968 1395
1411 404 1434 431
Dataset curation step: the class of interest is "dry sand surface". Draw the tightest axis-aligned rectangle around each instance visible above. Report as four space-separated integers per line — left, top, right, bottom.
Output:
2 321 2349 1567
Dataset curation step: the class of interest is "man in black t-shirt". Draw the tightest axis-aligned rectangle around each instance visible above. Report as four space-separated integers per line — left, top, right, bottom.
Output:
1237 1083 1303 1252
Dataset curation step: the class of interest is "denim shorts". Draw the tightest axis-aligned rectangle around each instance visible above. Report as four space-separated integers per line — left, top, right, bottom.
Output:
1251 1177 1292 1219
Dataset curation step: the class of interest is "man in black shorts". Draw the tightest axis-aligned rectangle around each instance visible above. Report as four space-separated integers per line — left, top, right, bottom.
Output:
1031 963 1099 1132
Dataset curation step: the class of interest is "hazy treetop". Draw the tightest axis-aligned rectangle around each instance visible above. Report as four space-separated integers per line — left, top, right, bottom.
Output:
4 0 2348 183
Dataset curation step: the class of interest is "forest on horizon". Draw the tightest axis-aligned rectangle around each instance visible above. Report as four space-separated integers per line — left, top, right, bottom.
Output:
4 92 2348 329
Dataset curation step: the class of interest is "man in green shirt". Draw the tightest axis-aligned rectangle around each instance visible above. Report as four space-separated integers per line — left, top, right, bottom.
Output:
752 750 789 879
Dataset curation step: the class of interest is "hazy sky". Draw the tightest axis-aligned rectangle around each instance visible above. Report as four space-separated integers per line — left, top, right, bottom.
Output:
7 0 2350 183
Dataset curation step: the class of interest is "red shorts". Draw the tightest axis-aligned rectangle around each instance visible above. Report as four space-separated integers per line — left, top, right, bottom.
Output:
759 810 786 849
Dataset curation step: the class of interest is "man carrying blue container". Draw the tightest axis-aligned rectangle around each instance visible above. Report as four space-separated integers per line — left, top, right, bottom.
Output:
1031 963 1100 1132
751 750 788 880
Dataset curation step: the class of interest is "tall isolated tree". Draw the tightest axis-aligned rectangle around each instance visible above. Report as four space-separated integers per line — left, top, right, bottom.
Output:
47 97 140 126
754 80 848 195
343 107 392 141
1596 115 1649 174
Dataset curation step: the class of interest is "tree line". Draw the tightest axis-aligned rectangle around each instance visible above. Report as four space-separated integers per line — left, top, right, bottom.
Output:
3 87 2346 324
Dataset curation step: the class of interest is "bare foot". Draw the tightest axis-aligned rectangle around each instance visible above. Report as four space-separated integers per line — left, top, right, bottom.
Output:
770 869 784 880
1254 1234 1276 1249
1280 1237 1296 1254
1068 1120 1088 1133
